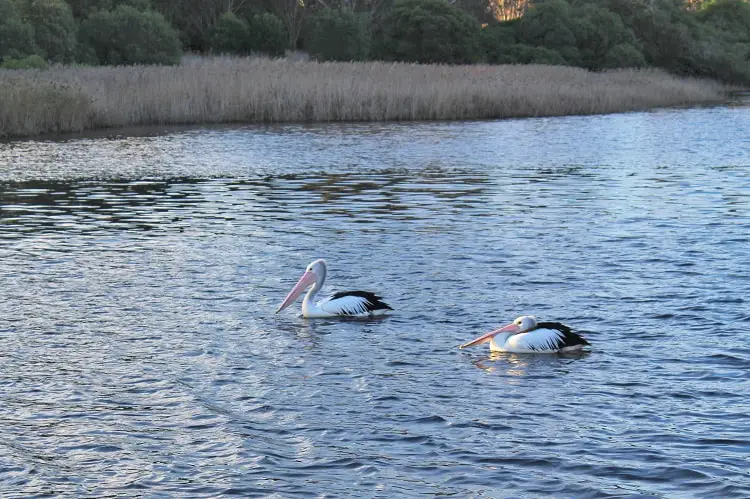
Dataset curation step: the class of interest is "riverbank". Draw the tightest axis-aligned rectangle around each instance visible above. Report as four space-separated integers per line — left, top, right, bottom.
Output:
0 56 730 139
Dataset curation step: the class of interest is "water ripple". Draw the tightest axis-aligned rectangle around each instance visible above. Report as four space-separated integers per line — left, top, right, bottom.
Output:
2 103 750 496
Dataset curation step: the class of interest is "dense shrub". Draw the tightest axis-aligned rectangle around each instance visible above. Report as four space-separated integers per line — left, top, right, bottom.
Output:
487 43 566 64
514 0 645 70
602 42 646 68
78 5 182 65
306 8 370 61
573 4 642 69
697 0 750 42
200 11 287 57
452 0 498 23
687 35 750 83
0 54 49 69
373 0 480 64
481 23 518 45
516 0 580 63
22 0 78 63
0 0 745 86
0 0 38 61
247 13 287 57
603 0 696 69
66 0 151 19
209 12 249 54
602 0 749 83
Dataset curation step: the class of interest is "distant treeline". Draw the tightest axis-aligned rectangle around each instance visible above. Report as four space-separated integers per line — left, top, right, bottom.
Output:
1 0 749 85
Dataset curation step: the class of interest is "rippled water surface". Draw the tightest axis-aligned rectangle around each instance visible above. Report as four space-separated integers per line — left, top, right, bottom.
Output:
2 102 750 497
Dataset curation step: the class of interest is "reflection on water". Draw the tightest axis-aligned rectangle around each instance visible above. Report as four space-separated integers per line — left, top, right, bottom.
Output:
1 169 492 238
2 102 750 497
472 351 592 378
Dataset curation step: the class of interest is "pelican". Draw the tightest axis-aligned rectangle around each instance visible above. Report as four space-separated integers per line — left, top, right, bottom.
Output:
459 315 590 353
275 259 393 318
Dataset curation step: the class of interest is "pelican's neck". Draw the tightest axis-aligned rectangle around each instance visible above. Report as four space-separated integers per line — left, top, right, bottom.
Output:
302 266 326 315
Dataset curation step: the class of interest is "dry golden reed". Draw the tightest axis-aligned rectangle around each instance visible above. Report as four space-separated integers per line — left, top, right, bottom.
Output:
0 77 93 137
0 56 728 138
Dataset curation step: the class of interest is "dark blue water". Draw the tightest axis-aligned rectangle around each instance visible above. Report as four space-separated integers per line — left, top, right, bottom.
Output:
2 102 749 497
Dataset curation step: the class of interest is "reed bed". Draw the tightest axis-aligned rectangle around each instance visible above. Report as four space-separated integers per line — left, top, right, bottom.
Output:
0 56 729 138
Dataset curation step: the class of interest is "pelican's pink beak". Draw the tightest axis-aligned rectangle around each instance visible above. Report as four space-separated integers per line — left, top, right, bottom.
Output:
459 322 521 349
276 271 317 313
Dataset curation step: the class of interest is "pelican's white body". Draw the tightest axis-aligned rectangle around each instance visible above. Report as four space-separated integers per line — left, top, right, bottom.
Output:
487 329 586 354
302 294 391 318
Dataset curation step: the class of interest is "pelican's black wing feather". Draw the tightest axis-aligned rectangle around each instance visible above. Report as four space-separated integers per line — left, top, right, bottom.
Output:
323 291 393 315
536 322 590 349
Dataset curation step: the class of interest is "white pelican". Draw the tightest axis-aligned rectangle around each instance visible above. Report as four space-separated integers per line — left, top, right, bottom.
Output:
459 315 590 353
275 259 393 318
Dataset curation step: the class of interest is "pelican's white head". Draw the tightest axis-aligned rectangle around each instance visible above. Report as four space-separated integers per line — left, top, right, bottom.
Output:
459 315 538 349
306 259 327 278
512 315 538 333
275 259 327 313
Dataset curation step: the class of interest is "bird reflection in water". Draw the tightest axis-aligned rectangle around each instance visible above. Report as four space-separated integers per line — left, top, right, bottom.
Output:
276 314 392 353
472 350 590 378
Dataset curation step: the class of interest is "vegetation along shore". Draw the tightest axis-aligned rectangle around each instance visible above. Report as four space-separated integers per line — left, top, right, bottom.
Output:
0 58 730 138
1 0 747 138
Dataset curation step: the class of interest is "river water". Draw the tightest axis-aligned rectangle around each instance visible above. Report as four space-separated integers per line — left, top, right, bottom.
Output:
1 100 749 497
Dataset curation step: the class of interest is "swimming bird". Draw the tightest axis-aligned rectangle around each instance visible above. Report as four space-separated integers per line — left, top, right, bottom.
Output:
459 315 590 353
275 259 392 318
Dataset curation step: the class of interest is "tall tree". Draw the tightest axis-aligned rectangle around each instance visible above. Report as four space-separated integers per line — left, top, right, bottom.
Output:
21 0 78 63
373 0 481 63
150 0 255 50
242 0 307 49
272 0 306 48
78 5 182 64
306 7 370 60
0 0 37 60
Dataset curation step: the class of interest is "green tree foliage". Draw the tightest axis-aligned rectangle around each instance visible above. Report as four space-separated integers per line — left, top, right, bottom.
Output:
602 0 694 69
306 8 370 61
209 12 249 54
66 0 109 19
488 43 567 64
452 0 497 23
0 0 746 85
247 12 287 56
572 4 642 69
481 22 518 47
0 0 38 61
604 0 749 83
516 0 580 63
697 0 750 42
21 0 77 63
1 53 49 69
602 42 646 68
515 0 644 69
206 11 286 56
78 5 182 65
238 0 305 50
480 22 566 64
66 0 150 19
373 0 481 64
